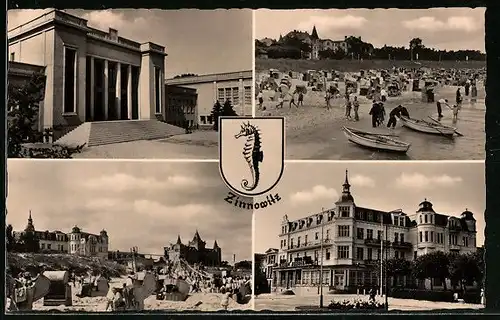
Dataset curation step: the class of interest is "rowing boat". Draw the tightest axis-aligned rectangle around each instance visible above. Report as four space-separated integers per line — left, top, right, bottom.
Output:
343 126 411 153
400 116 455 136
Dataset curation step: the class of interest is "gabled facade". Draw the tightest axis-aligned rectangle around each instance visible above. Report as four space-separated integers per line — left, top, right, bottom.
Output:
164 230 222 266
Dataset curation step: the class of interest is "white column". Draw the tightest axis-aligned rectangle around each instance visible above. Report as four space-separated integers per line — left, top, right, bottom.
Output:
90 56 95 121
104 60 109 120
116 62 122 119
127 65 132 120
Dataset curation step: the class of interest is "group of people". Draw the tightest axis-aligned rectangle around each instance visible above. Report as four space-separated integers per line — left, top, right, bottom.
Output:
5 271 41 311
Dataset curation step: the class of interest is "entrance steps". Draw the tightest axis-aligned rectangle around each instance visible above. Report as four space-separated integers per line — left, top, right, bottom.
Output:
55 120 185 147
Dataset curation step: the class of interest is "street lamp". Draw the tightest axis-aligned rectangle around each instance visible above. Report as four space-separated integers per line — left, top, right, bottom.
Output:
319 207 325 308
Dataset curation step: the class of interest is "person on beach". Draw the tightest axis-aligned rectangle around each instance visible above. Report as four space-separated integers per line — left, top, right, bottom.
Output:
276 94 284 109
436 98 450 118
378 103 386 126
345 96 352 120
452 104 460 123
369 101 380 128
400 105 410 118
325 91 331 110
380 87 387 102
456 88 462 106
257 90 264 110
289 91 298 108
465 79 471 96
387 105 402 129
353 96 360 121
298 91 304 106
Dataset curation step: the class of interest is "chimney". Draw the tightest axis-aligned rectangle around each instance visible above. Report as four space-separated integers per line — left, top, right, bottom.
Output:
344 36 347 40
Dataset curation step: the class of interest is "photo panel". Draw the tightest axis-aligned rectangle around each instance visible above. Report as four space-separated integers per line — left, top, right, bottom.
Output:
254 161 485 312
7 8 253 160
5 160 253 312
254 8 486 160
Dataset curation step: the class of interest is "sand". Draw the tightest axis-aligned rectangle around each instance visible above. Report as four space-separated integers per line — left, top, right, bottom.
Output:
30 277 252 312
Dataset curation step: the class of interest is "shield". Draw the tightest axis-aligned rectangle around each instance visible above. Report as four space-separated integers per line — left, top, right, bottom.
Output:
219 116 285 197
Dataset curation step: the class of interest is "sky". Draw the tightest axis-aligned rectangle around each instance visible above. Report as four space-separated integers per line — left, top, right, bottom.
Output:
7 9 252 78
6 160 252 262
254 161 485 253
255 8 485 52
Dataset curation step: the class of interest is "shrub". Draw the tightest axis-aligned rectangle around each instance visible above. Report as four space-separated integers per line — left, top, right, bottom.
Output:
327 299 386 310
390 288 454 302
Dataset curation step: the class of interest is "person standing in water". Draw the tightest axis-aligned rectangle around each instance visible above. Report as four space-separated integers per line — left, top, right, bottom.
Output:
456 87 462 107
436 98 450 118
353 96 360 121
387 105 402 129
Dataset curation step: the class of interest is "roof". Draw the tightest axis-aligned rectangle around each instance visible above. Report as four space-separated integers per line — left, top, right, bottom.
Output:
165 70 252 85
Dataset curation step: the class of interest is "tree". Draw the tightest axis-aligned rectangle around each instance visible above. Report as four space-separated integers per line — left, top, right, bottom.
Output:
19 231 40 253
6 224 16 252
410 37 424 60
234 260 252 270
385 258 412 286
222 100 238 117
412 251 450 290
449 252 484 292
211 101 223 131
8 73 84 158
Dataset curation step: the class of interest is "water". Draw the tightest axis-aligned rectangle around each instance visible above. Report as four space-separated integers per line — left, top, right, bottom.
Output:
260 86 485 160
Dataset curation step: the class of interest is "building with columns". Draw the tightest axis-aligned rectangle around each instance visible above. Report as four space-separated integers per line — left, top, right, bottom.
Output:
165 71 253 128
8 9 167 140
268 171 478 294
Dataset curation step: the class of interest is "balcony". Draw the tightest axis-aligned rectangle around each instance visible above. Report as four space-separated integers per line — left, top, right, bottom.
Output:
364 239 390 247
277 260 318 269
286 239 332 252
392 241 413 250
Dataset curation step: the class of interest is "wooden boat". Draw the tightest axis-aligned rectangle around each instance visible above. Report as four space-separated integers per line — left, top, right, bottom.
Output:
400 116 455 136
342 126 411 153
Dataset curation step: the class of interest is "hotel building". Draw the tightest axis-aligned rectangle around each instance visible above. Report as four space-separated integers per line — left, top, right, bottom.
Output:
267 171 477 294
14 211 109 260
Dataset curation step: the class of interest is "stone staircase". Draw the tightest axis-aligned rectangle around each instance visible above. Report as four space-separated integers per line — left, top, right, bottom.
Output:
55 120 185 147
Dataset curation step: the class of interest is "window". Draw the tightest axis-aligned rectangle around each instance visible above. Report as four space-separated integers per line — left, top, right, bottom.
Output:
63 47 77 113
47 244 52 250
200 116 206 124
419 231 423 242
225 88 232 102
356 247 364 260
244 86 252 105
315 232 319 240
326 249 331 260
297 236 301 247
283 240 286 247
377 249 381 260
304 235 308 244
420 215 422 223
424 215 428 223
10 52 15 61
400 218 405 227
395 251 399 259
463 237 469 247
339 206 350 217
338 246 350 259
400 233 405 243
357 228 364 239
41 243 45 249
366 229 373 240
425 231 429 242
394 232 398 242
338 225 350 237
280 240 283 248
232 87 239 104
430 231 434 242
326 229 330 240
394 217 399 226
290 238 294 248
218 88 225 103
367 248 373 260
154 67 162 114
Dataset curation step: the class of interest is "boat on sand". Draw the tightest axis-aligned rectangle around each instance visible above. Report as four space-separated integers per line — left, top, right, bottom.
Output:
400 116 456 136
342 126 411 153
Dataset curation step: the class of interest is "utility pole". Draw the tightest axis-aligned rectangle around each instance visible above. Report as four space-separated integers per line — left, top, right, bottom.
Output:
380 213 383 297
384 224 389 311
319 207 325 308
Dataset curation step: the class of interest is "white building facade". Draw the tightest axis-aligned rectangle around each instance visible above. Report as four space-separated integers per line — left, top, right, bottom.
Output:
269 171 477 294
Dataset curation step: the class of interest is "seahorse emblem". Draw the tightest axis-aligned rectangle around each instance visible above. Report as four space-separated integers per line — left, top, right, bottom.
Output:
234 122 264 191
